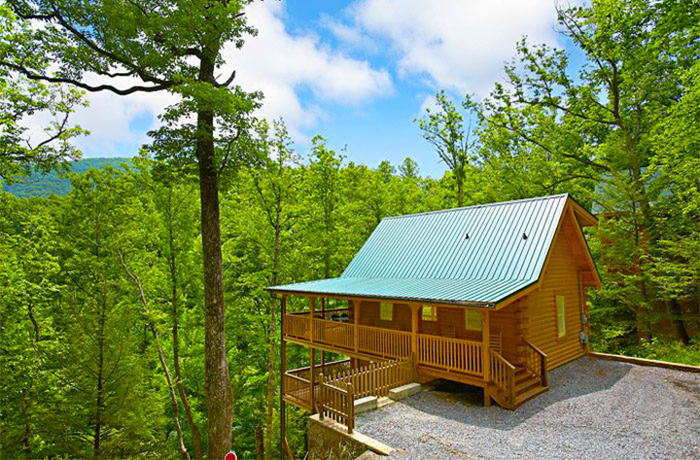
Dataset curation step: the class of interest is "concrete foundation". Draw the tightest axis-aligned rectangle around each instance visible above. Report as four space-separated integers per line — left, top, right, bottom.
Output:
389 382 421 401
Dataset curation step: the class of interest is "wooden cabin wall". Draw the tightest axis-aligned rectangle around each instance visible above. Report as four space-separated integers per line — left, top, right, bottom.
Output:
521 212 587 370
354 301 484 341
489 302 523 363
419 306 482 342
356 300 412 332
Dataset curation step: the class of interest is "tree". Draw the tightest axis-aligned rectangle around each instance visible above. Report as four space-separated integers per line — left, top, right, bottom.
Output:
124 157 205 459
251 121 300 459
0 5 86 183
306 136 344 278
51 167 167 458
0 2 258 455
478 0 699 343
0 191 62 458
417 90 477 207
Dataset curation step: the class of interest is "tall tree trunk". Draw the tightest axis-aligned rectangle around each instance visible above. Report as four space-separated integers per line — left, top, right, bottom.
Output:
197 54 233 460
256 423 264 460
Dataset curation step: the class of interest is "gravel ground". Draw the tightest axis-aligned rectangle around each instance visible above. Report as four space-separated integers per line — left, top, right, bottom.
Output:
356 357 700 459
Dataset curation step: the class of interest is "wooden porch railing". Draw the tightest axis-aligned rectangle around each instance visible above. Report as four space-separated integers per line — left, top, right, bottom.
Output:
284 313 491 380
313 317 354 350
523 338 548 387
490 350 515 404
317 374 355 434
284 313 311 341
286 359 351 381
327 355 414 399
358 325 412 359
283 372 314 410
284 313 412 358
417 334 483 376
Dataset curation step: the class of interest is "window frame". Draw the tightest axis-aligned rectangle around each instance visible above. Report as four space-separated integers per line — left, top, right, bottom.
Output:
464 309 482 331
379 301 393 321
555 295 566 339
421 305 437 322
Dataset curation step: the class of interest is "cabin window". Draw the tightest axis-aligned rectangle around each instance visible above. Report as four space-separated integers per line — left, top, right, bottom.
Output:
465 310 482 331
379 302 393 321
556 295 566 338
422 306 437 321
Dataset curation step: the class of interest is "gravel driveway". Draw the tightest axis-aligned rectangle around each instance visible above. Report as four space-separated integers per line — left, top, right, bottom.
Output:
356 357 700 459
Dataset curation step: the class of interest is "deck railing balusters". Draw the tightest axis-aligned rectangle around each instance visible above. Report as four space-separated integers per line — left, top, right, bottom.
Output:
415 334 483 377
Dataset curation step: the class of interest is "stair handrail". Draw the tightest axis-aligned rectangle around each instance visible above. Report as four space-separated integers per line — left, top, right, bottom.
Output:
489 349 516 404
522 338 548 387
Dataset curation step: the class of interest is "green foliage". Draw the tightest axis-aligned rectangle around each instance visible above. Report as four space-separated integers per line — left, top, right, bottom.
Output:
591 338 700 366
466 0 700 350
1 1 698 459
0 5 87 184
417 90 480 207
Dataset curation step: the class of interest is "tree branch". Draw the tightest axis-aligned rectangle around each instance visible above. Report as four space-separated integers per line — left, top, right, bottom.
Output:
215 69 236 88
2 62 173 95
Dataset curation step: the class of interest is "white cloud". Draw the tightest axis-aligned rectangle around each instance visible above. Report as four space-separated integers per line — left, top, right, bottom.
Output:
44 1 392 157
335 0 561 97
71 81 177 157
225 1 392 141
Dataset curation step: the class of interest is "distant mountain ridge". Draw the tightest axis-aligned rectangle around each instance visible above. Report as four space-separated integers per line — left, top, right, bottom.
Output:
2 157 130 198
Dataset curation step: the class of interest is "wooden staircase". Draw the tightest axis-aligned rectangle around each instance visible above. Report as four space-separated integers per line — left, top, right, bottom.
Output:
490 366 548 409
488 338 549 409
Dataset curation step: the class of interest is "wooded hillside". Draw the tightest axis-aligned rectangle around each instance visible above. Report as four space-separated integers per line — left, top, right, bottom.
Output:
1 0 698 459
2 158 128 197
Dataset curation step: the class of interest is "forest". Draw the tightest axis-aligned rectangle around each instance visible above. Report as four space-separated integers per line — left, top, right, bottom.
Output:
1 0 698 459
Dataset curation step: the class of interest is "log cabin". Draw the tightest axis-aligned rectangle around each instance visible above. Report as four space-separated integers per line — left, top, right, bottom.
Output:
269 193 600 435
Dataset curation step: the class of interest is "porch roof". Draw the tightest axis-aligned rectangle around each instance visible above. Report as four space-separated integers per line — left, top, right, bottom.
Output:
267 277 535 307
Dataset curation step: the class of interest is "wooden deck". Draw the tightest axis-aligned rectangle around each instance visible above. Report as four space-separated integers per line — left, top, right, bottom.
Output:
283 359 350 411
284 312 485 378
282 301 549 414
285 356 414 434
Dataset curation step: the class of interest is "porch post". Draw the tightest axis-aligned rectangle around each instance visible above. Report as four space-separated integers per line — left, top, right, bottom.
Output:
353 300 359 353
309 296 316 413
482 309 491 407
411 305 419 380
320 298 325 372
309 297 316 343
280 295 287 458
310 347 316 413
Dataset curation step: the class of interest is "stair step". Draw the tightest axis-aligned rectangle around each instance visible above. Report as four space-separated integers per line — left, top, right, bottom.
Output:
515 369 536 385
515 378 540 395
515 385 548 405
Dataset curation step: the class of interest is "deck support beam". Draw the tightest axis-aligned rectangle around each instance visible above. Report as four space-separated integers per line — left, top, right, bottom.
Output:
482 309 491 406
410 305 419 380
309 296 316 413
280 295 288 457
320 298 325 372
353 299 360 354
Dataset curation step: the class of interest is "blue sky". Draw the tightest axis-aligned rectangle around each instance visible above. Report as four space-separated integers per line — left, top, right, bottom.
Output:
73 0 582 178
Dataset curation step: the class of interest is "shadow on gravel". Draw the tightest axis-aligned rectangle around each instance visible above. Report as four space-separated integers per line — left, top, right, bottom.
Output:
406 357 632 431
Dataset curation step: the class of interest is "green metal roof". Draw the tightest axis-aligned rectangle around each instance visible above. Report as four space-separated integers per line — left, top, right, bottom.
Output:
268 194 574 307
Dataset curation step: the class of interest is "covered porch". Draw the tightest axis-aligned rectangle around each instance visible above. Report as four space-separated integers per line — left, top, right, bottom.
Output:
282 295 494 386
